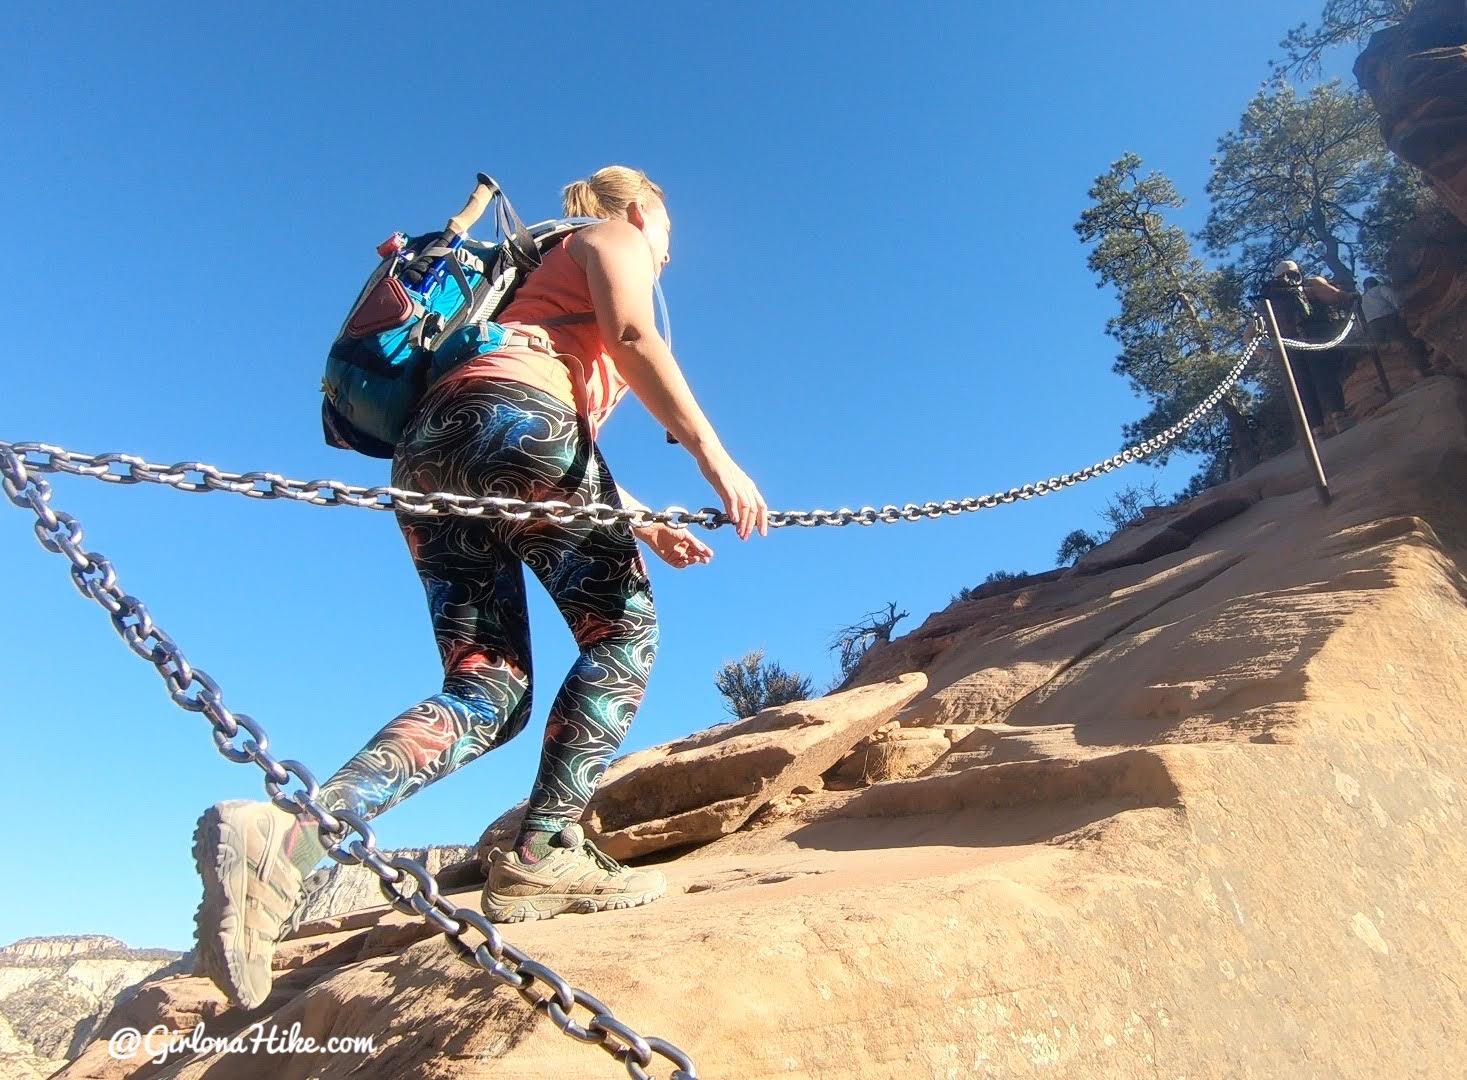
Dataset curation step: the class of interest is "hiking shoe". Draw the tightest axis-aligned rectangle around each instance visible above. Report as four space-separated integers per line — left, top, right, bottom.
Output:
481 825 666 923
191 800 306 1009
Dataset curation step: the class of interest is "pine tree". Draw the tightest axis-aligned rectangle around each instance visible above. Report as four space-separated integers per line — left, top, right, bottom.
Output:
1075 154 1262 483
1278 0 1416 76
1202 80 1410 288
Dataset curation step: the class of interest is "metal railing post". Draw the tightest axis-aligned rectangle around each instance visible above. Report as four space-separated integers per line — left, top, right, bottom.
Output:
1356 298 1395 400
1260 298 1331 506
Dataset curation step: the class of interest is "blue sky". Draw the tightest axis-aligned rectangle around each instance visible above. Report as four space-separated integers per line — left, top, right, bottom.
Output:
1 2 1347 950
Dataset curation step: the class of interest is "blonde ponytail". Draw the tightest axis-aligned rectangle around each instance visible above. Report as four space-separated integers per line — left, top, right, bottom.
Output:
562 165 665 219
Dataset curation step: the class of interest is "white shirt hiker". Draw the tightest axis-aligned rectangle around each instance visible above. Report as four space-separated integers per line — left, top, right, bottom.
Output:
1361 284 1401 323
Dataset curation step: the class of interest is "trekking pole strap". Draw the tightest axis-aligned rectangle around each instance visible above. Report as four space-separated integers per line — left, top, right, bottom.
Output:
495 194 541 272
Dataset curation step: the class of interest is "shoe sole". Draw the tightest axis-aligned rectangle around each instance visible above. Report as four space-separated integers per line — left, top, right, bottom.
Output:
481 882 666 924
191 801 265 1008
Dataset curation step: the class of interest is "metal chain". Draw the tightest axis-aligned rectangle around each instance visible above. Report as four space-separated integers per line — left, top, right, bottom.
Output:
2 334 1266 531
1276 311 1360 352
0 445 698 1080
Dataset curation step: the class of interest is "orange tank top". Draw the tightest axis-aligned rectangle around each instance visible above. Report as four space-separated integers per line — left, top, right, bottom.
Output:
440 237 630 440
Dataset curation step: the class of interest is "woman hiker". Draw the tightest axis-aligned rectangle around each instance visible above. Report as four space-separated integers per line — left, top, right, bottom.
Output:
191 166 770 1009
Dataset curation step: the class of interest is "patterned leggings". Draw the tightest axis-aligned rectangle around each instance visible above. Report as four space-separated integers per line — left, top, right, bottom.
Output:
316 379 658 835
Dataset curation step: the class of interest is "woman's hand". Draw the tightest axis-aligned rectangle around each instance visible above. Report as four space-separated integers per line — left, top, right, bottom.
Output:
633 523 715 568
698 450 769 540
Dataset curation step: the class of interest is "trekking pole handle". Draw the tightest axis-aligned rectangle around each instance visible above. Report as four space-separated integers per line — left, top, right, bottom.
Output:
444 173 499 240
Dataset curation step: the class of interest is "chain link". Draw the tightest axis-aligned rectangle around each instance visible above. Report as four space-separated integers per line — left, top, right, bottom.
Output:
1276 311 1360 352
0 445 697 1080
2 333 1268 532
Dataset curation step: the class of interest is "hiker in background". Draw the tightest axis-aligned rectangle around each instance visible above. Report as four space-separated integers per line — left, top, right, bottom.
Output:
1262 259 1357 438
192 166 770 1010
1360 276 1431 377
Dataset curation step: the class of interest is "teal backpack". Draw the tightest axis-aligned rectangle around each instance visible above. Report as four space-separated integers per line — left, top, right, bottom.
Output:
322 174 593 458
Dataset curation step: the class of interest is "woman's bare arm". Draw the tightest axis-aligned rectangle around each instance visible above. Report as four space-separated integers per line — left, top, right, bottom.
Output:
573 220 768 538
615 483 648 512
573 220 725 458
1304 277 1356 306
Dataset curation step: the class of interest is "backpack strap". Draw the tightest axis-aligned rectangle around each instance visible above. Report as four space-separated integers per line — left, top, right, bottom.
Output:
539 311 598 327
399 253 482 353
452 248 486 276
414 254 482 351
493 186 541 272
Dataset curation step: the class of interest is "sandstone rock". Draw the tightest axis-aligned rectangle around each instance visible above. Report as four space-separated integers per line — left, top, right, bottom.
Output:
292 845 478 930
1341 334 1431 418
1357 0 1467 225
288 907 388 941
826 726 954 786
1391 202 1467 373
1357 1 1467 375
0 1012 65 1079
0 1050 63 1080
1076 523 1191 574
275 929 374 973
0 936 129 963
0 1013 31 1055
477 673 927 861
62 974 250 1079
1072 491 1256 576
950 567 1065 605
0 935 187 1078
